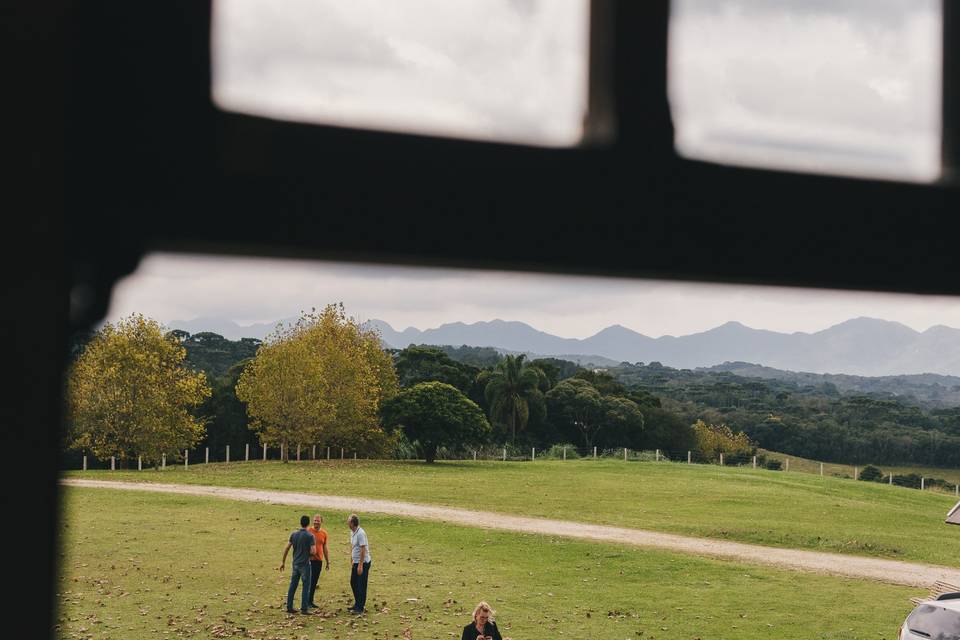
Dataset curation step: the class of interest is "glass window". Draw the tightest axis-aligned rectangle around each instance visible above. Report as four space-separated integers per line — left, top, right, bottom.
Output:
212 0 590 146
669 0 942 182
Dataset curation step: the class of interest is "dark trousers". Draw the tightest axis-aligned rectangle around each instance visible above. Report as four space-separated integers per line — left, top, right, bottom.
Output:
286 562 311 613
308 560 322 605
350 561 371 611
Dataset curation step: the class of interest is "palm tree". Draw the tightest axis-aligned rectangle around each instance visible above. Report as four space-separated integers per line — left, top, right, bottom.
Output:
479 354 544 444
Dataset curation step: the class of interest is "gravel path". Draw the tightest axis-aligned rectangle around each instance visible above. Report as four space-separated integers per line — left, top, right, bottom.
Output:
62 478 960 589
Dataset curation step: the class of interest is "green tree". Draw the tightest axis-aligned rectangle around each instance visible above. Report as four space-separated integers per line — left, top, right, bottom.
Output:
573 369 626 396
200 359 252 454
66 314 211 466
236 304 398 461
600 395 645 447
393 345 480 393
381 382 491 463
529 358 582 390
478 354 545 444
545 378 603 449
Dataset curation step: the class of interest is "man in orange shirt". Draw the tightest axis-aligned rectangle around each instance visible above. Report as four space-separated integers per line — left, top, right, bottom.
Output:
307 513 331 609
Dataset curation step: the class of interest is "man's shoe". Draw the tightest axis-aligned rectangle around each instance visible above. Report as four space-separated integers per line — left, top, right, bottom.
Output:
309 602 319 608
285 608 297 614
300 609 311 615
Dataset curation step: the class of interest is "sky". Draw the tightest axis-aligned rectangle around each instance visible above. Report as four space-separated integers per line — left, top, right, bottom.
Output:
104 253 960 339
213 0 940 179
669 0 941 181
212 0 589 145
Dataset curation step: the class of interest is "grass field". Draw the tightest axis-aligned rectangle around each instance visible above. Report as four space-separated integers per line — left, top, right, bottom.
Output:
58 487 922 640
64 458 960 566
758 449 960 487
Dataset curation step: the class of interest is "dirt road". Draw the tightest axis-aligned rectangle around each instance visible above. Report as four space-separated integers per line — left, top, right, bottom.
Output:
62 478 960 589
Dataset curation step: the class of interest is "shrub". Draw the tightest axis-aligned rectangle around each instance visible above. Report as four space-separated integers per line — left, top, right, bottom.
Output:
858 465 884 482
692 420 754 463
541 443 581 459
892 473 922 489
765 459 782 471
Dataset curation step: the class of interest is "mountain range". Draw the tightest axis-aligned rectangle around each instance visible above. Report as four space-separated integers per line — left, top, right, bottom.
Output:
167 316 960 377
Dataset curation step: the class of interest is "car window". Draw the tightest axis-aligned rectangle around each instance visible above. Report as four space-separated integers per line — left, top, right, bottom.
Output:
907 604 960 640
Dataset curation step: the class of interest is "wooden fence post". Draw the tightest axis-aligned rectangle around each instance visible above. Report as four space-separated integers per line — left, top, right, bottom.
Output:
655 449 660 462
719 453 724 466
532 447 535 461
854 466 858 480
184 449 188 469
226 445 230 463
624 447 627 461
503 448 506 461
263 445 267 461
785 458 789 472
312 445 316 460
473 450 477 461
110 456 115 471
341 447 344 460
297 445 301 462
593 446 597 459
921 477 925 490
752 455 756 469
161 453 166 470
82 455 87 471
246 444 250 461
889 473 893 485
820 462 824 477
205 447 209 464
562 446 566 461
687 451 691 464
327 446 331 460
138 455 142 471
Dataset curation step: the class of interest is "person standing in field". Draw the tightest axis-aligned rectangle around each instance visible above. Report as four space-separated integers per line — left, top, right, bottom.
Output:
307 513 330 609
279 515 317 615
461 601 511 640
347 513 371 614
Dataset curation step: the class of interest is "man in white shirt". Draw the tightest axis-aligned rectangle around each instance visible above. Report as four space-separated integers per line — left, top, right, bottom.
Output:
347 513 371 614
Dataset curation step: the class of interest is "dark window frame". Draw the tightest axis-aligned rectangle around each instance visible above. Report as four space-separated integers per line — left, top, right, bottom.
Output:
10 0 960 632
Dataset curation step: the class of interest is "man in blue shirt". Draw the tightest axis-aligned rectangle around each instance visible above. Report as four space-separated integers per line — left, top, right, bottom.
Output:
347 513 372 614
279 515 317 614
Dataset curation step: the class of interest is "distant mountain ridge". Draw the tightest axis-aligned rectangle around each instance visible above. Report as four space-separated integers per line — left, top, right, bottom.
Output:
168 316 960 377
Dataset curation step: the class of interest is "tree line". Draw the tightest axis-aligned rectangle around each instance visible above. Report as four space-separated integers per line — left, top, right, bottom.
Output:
610 362 960 467
63 307 732 466
66 307 957 469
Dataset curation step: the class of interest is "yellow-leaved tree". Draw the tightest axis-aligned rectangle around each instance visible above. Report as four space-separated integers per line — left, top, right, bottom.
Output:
692 419 755 464
235 304 398 461
66 314 211 467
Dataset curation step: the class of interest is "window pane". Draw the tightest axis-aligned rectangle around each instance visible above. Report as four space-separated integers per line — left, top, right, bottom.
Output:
212 0 590 146
669 0 942 182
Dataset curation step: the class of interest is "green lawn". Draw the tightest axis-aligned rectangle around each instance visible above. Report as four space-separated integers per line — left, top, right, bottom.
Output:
65 458 960 566
58 487 920 640
758 449 960 487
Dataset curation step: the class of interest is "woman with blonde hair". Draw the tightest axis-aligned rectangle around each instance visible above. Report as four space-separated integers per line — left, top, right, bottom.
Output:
461 601 510 640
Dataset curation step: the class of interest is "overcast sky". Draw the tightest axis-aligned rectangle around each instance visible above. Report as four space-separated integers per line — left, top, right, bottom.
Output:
670 0 941 181
104 253 960 338
214 0 940 179
213 0 589 145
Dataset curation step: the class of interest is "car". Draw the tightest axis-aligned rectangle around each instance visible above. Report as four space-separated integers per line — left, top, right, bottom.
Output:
899 593 960 639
